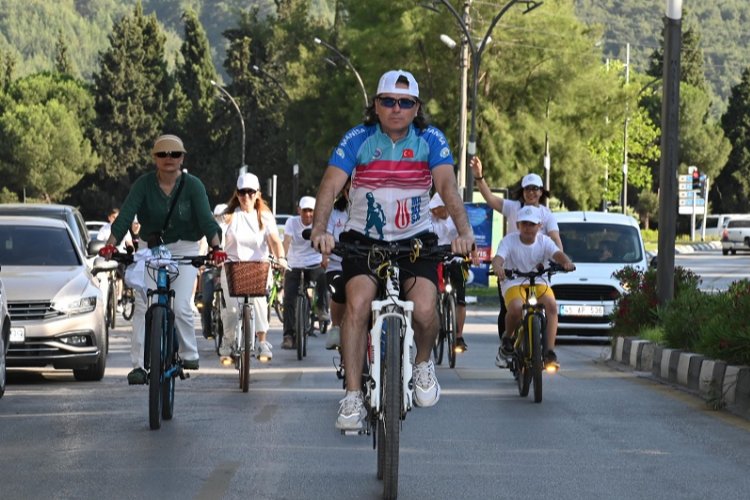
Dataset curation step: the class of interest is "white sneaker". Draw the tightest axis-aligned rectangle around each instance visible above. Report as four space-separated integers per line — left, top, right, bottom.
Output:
413 360 440 407
317 309 330 322
256 341 273 362
325 326 341 350
218 344 232 357
495 347 509 368
336 391 366 430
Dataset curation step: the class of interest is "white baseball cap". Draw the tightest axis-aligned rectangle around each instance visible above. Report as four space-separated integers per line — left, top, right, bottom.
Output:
429 192 445 209
521 173 544 188
376 70 419 98
213 203 228 216
517 205 542 224
299 196 316 210
237 173 260 191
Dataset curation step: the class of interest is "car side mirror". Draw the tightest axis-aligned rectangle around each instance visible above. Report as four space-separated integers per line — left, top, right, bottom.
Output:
88 240 105 256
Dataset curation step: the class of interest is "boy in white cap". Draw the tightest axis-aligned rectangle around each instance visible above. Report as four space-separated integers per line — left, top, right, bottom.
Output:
491 205 574 369
282 196 329 350
310 69 475 431
429 192 469 353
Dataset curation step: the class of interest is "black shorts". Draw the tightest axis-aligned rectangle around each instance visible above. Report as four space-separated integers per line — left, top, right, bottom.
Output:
326 270 346 304
340 230 439 297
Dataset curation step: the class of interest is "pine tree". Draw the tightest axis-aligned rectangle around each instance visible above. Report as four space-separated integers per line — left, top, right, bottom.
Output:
717 67 750 212
54 30 75 76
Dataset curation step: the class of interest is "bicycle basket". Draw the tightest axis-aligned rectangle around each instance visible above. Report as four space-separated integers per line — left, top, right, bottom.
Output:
224 261 270 297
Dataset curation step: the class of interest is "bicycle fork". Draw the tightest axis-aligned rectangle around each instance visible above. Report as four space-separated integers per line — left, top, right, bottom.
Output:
367 300 414 414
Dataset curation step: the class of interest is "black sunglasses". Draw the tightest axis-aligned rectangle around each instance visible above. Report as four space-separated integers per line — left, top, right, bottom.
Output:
378 97 418 109
523 185 541 192
238 189 257 196
155 151 184 159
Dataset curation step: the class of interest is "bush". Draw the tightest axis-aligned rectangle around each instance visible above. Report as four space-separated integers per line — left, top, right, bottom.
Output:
660 287 721 351
695 280 750 365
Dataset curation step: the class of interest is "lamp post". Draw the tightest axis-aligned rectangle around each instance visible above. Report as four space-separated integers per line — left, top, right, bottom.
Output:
210 80 246 170
251 65 291 101
313 37 369 108
429 0 543 201
440 30 470 200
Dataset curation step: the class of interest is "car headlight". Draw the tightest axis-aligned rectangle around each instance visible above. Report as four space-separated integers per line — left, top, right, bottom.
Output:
53 296 97 315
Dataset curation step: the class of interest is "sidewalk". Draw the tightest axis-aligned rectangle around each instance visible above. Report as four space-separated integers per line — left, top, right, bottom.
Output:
611 336 750 420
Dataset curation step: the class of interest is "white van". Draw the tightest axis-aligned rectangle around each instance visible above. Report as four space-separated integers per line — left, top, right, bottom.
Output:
700 213 750 239
552 211 649 335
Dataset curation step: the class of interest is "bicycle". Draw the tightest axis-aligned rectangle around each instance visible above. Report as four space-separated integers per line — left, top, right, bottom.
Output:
290 266 328 361
500 262 570 403
433 259 468 369
332 237 457 500
120 282 135 321
266 264 284 323
112 249 208 429
209 279 225 355
223 260 270 392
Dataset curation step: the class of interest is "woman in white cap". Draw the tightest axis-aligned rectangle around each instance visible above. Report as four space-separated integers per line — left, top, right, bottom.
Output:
470 156 563 367
219 172 285 362
99 133 225 385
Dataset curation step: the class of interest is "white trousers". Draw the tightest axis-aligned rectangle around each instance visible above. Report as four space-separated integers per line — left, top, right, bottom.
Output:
220 268 269 346
131 240 200 368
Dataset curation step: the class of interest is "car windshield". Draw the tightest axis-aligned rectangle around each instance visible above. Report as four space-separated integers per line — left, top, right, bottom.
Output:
558 222 643 264
0 225 81 266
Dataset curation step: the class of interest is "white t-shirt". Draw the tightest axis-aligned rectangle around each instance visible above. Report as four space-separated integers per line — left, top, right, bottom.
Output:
502 200 559 236
326 208 348 272
432 215 458 245
284 216 322 268
496 232 559 296
224 208 279 262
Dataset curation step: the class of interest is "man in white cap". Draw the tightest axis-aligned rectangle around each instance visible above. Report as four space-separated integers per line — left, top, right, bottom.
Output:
310 69 475 431
282 196 329 350
491 205 574 370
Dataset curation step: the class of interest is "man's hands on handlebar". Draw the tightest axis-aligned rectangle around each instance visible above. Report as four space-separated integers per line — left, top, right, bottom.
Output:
98 244 117 260
310 228 335 256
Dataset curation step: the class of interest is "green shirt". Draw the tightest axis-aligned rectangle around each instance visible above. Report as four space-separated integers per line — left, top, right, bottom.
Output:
111 171 221 246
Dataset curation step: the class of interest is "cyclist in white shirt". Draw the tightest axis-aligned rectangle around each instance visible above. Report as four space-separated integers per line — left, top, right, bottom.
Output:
325 179 350 350
281 196 329 350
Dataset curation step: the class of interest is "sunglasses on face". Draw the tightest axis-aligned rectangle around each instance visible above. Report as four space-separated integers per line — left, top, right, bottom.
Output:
155 151 183 159
378 97 418 109
524 185 541 192
238 189 257 197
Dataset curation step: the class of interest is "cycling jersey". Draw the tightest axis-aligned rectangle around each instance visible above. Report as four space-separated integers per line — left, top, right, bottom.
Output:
328 123 453 241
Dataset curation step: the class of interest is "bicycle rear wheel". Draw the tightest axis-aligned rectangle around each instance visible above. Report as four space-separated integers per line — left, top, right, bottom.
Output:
240 303 252 393
445 294 458 369
381 316 401 499
295 295 309 360
121 287 135 320
106 279 116 330
531 313 544 403
148 307 165 430
433 298 445 365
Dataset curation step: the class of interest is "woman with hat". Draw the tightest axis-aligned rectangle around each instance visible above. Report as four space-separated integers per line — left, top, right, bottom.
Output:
99 134 225 385
218 172 285 363
470 156 564 367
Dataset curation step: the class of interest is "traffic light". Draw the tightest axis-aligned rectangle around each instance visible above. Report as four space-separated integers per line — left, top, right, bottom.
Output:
698 175 707 198
692 169 701 190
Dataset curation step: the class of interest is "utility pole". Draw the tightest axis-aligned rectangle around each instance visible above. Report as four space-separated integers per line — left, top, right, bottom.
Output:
622 42 630 214
457 0 471 201
543 97 550 206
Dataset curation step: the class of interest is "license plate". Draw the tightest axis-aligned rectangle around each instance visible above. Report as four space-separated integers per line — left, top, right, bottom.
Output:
559 305 605 317
10 326 25 343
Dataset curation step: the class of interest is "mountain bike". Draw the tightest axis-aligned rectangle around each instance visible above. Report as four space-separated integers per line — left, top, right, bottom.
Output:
291 266 328 361
112 249 208 429
332 238 457 500
267 264 284 323
501 262 571 403
432 259 468 368
223 260 270 392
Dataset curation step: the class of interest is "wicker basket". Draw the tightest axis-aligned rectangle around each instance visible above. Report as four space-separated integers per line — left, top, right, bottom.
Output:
224 261 270 297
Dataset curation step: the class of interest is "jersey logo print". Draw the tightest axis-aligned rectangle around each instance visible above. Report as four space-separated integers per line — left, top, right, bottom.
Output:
410 196 421 224
395 199 410 230
364 192 386 240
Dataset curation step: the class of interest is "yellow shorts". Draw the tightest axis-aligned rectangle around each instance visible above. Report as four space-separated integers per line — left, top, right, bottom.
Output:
503 284 554 307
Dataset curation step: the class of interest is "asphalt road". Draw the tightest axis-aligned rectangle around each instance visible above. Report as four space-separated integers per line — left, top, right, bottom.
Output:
2 307 750 500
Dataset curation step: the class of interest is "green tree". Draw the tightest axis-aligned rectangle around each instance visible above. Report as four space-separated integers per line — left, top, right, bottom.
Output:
54 30 75 76
70 1 170 216
717 67 750 212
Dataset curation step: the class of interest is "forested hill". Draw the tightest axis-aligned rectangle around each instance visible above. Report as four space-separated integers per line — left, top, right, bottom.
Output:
575 0 750 106
1 0 748 107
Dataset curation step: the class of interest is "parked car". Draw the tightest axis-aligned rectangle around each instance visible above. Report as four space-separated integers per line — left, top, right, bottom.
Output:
0 216 108 381
0 204 99 260
0 276 10 397
721 217 750 255
551 211 649 335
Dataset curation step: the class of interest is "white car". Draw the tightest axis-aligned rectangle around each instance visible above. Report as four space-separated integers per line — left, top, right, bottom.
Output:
551 211 649 334
0 216 108 380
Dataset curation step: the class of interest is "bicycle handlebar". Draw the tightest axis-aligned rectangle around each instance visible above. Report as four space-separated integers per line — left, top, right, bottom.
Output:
108 251 210 269
503 262 576 280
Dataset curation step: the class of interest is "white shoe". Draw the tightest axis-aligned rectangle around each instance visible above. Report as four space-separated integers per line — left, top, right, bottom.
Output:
317 309 330 322
218 344 232 357
413 360 440 407
336 391 366 430
495 347 509 368
325 326 341 350
256 341 273 362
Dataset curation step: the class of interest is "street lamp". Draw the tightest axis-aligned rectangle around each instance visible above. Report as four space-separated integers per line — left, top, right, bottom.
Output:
210 80 246 170
251 65 291 101
313 37 369 108
428 0 543 201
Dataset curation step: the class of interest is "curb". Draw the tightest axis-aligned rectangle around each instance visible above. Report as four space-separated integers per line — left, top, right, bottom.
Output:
673 241 722 254
612 337 750 417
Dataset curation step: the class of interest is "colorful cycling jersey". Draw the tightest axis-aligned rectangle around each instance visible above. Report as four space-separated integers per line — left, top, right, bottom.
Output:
328 123 454 241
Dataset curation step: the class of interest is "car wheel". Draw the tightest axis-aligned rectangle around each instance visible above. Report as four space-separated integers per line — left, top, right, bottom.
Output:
722 249 729 256
73 333 107 382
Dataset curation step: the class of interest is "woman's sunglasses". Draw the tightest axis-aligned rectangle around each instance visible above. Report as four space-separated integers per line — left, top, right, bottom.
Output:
378 97 418 109
238 189 257 196
155 151 184 159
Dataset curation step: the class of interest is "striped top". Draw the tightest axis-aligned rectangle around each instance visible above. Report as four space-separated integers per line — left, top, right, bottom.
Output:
328 123 453 241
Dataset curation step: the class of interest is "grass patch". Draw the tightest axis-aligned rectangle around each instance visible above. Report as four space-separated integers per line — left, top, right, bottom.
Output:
638 325 664 344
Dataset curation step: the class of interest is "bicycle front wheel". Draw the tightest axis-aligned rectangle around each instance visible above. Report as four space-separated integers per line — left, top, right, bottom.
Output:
445 294 458 369
433 298 445 365
531 313 544 403
162 319 176 420
517 316 533 398
212 291 223 355
148 307 165 430
240 303 252 393
107 280 117 330
295 295 309 360
381 316 402 499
